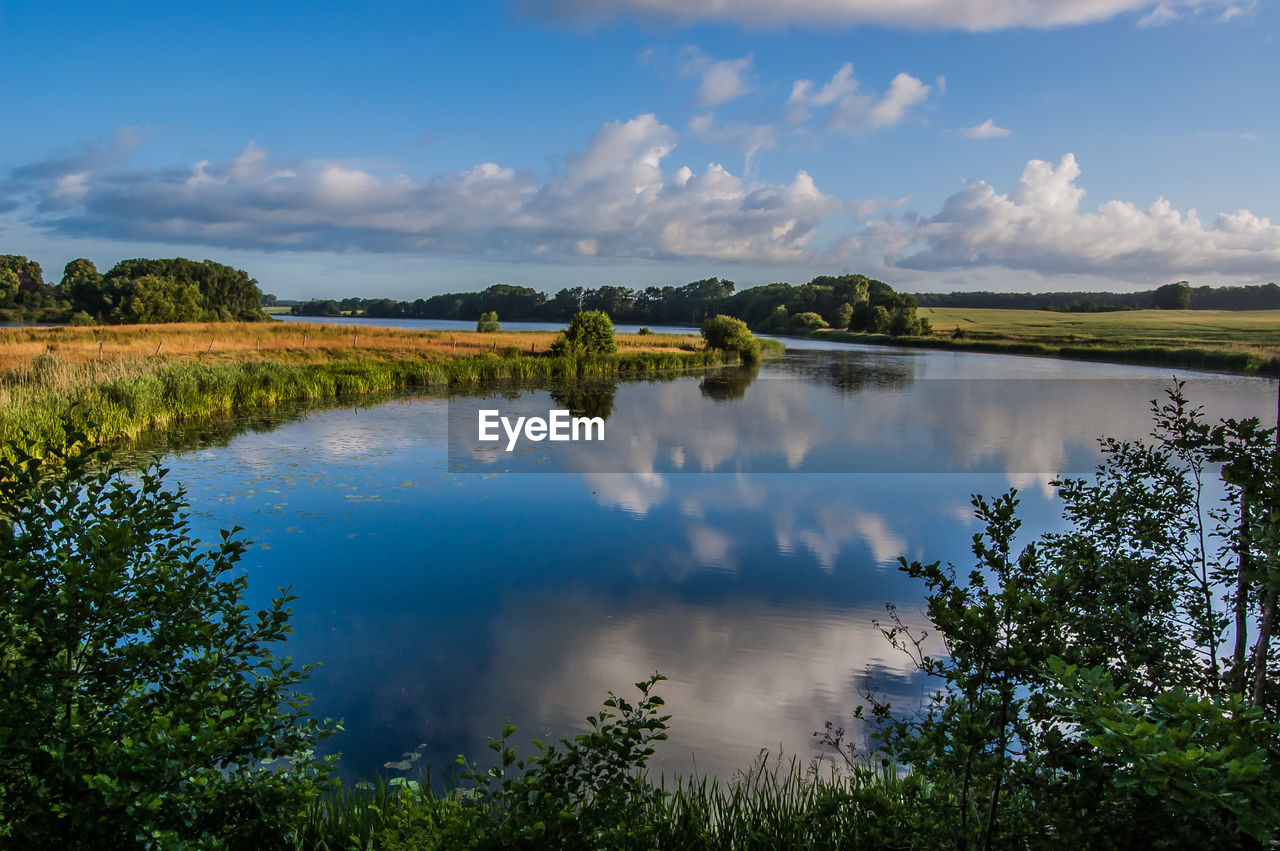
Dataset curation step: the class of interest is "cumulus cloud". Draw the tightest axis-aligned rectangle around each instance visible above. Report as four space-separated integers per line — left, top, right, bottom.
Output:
787 64 932 134
687 112 777 172
871 153 1280 279
947 118 1012 139
516 0 1248 31
12 116 842 264
678 46 755 106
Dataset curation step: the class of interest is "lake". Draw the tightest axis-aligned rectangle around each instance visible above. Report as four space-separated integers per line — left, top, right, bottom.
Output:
140 331 1278 781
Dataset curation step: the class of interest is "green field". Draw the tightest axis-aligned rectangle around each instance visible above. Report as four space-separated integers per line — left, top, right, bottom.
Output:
920 307 1280 352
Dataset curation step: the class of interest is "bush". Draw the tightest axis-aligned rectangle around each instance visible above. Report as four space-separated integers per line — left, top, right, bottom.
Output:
637 326 652 335
0 435 332 846
68 310 96 327
701 314 761 364
475 311 500 332
551 310 616 356
833 302 854 330
868 305 891 334
788 312 829 332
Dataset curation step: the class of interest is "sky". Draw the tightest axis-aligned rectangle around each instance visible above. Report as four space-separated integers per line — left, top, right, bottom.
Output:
2 0 1278 299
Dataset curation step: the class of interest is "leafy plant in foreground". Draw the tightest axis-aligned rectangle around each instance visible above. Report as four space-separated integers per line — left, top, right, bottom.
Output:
0 433 332 848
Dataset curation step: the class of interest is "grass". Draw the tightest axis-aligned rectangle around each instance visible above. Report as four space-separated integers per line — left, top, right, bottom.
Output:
0 322 779 456
294 757 930 850
920 307 1280 352
808 308 1280 375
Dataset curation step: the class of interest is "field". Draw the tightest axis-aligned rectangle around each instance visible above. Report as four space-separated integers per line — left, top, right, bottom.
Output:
0 321 707 372
920 307 1280 354
0 321 760 455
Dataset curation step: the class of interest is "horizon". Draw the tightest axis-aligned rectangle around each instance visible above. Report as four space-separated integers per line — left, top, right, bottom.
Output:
3 0 1277 299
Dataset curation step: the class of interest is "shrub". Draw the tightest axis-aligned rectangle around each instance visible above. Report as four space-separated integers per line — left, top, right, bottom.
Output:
868 305 891 334
788 312 828 332
833 302 854 330
637 326 652 335
701 314 761 364
551 310 616 356
68 310 96 327
0 434 332 846
475 311 500 332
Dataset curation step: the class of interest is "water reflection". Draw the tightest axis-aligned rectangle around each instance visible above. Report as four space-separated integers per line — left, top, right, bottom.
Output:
144 349 1277 782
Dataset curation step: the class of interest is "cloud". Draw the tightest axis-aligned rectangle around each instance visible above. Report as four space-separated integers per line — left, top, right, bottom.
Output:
516 0 1248 31
947 119 1012 139
870 153 1280 279
687 112 777 172
12 116 843 264
787 65 932 134
678 46 755 107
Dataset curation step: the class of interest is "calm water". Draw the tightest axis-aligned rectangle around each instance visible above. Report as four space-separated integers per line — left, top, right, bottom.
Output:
141 342 1277 781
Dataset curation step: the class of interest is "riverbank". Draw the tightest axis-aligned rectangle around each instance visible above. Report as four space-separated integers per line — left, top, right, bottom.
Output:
798 309 1280 376
0 322 779 454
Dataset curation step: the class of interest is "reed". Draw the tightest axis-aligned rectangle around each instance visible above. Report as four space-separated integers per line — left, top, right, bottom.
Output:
0 347 741 456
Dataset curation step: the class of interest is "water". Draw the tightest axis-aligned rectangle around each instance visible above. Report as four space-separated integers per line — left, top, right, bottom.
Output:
142 342 1277 781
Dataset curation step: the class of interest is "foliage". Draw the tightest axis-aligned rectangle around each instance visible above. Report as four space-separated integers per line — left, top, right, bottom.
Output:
856 382 1280 847
701 314 760 364
0 434 332 847
68 310 96 327
1153 281 1194 310
475 311 500 332
550 310 617 356
118 274 204 324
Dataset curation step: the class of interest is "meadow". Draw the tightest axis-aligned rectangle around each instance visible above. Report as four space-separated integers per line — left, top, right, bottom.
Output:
0 322 770 455
920 307 1280 352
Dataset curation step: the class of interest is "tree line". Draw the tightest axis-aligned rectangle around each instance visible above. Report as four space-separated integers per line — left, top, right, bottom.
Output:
292 274 932 337
0 254 266 324
915 281 1280 311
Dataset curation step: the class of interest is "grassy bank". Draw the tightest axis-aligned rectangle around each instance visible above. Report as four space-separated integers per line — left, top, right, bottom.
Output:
806 308 1280 375
0 322 777 455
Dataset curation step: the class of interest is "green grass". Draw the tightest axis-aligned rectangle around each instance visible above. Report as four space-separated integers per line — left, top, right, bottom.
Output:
920 307 1280 350
808 309 1280 376
294 758 933 850
0 348 755 458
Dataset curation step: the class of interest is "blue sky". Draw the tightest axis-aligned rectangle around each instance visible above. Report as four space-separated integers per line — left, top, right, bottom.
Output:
2 0 1277 298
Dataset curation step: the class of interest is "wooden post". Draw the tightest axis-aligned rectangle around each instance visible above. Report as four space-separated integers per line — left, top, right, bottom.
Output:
207 338 214 353
353 333 358 348
154 341 162 356
302 331 307 346
98 341 103 362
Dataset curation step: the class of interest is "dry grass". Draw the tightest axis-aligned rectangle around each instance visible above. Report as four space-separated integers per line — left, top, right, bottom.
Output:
0 322 705 372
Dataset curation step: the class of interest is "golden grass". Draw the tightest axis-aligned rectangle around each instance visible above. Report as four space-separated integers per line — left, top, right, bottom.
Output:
0 322 705 372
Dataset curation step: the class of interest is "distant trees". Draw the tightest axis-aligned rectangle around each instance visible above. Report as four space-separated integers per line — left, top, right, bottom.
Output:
117 274 204 324
0 255 61 319
1153 281 1193 310
551 310 616 356
476 311 501 332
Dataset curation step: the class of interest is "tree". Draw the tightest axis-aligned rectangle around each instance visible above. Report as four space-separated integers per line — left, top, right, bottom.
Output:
0 268 18 305
551 310 616 356
60 259 108 317
833 303 854 330
701 314 761 364
0 436 331 846
118 274 203 324
854 383 1280 847
476 311 501 332
1153 281 1193 310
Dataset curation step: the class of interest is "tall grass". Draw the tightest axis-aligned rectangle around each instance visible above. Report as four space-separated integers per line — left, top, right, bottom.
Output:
294 757 934 850
0 348 740 456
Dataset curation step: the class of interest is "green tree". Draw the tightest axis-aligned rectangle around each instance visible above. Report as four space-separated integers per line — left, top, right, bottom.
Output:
854 383 1280 847
118 274 203 324
700 314 761 364
0 436 332 847
551 310 616 356
833 302 854 330
0 268 18 306
476 310 501 332
1153 281 1193 310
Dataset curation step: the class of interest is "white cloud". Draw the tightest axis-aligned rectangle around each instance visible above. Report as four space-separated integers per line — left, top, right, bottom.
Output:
947 118 1012 139
687 112 777 173
678 46 754 106
517 0 1248 31
15 116 842 264
870 153 1280 279
787 65 932 134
